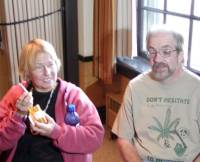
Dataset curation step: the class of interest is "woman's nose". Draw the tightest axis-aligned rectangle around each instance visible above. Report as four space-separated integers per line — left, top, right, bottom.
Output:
43 66 51 74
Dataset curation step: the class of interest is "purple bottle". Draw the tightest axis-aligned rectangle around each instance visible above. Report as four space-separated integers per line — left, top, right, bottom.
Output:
64 104 80 126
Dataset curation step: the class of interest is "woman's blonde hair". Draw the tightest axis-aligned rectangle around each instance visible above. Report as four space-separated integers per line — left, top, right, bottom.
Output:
18 38 61 80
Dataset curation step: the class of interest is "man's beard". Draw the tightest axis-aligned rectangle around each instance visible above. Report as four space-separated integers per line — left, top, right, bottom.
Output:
151 62 173 81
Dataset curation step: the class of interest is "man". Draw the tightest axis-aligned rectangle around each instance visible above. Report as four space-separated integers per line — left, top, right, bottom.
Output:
112 25 200 162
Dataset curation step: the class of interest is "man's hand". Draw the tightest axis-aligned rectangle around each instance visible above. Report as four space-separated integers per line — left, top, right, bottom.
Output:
116 137 142 162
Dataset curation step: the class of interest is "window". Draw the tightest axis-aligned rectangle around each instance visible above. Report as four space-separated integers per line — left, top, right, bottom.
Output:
137 0 200 74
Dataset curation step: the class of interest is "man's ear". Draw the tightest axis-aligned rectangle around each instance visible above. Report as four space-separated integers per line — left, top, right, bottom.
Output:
178 51 184 64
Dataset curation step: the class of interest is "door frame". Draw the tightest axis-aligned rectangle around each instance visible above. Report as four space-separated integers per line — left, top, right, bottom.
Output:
62 0 79 85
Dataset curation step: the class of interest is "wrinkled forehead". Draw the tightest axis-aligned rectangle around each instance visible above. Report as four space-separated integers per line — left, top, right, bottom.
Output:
36 52 54 62
147 32 177 48
29 51 54 68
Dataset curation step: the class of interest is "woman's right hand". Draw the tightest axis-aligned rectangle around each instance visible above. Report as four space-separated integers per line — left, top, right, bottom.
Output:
16 92 33 116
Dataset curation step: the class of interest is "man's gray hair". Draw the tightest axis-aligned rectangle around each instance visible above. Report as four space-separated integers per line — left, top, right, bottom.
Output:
146 24 184 53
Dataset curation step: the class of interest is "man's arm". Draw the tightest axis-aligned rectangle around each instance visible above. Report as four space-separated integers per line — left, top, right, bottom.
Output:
194 154 200 162
116 137 142 162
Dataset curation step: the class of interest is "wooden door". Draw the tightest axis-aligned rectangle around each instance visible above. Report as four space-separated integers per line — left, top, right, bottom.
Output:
0 1 12 99
0 44 11 99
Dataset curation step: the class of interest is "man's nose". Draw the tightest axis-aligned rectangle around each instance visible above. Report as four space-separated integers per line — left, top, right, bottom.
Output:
154 52 165 62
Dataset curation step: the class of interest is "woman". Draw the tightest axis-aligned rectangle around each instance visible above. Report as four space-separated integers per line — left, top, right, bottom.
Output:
0 39 104 162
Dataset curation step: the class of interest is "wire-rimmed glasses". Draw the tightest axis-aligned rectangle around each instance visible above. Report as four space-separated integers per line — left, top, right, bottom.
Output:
147 48 177 59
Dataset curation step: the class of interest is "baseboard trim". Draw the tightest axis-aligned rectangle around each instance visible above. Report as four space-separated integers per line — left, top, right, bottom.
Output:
78 55 93 62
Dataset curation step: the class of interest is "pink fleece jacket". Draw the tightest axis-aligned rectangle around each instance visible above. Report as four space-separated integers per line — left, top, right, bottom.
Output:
0 78 104 162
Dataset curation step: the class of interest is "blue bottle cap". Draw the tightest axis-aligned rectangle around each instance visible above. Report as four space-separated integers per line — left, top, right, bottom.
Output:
68 104 75 112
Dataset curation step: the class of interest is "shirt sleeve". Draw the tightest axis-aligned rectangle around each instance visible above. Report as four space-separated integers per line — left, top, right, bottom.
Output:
112 83 136 143
0 85 26 151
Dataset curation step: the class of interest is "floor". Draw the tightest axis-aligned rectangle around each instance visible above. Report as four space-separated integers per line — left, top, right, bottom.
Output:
93 126 123 162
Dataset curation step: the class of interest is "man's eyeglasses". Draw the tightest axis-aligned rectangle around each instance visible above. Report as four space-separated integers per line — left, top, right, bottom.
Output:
147 48 177 58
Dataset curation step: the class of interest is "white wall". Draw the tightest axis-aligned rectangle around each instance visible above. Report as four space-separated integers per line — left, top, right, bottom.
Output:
78 0 93 57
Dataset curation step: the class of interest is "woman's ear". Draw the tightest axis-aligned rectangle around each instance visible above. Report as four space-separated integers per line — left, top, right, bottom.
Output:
24 69 31 81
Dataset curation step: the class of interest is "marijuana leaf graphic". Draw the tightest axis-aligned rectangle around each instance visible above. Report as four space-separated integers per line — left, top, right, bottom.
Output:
148 108 180 141
148 108 187 156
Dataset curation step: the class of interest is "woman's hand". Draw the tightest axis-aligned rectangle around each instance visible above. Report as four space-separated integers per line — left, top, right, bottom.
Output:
16 92 33 117
30 113 56 138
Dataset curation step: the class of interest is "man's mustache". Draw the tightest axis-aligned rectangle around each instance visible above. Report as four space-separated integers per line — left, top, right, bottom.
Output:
152 62 168 69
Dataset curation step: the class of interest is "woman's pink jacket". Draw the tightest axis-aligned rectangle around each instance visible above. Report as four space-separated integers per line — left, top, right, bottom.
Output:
0 78 104 162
